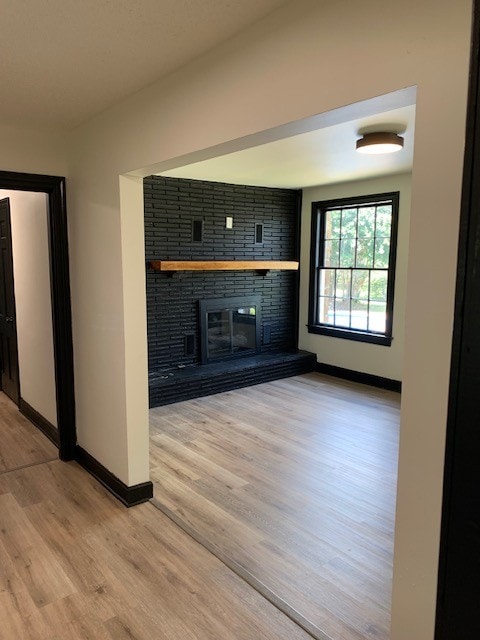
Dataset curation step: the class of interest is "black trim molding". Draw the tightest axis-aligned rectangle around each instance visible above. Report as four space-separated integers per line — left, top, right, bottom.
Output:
435 2 480 638
315 362 401 392
0 170 76 461
19 398 59 446
307 324 392 346
75 446 153 507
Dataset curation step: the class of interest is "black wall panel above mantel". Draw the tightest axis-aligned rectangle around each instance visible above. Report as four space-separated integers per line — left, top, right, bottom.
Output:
144 176 298 262
144 176 304 401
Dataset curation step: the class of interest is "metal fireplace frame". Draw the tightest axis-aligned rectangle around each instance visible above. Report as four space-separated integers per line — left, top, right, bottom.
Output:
199 295 262 364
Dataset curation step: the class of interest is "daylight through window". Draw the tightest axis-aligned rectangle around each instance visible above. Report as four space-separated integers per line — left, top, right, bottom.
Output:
308 192 399 346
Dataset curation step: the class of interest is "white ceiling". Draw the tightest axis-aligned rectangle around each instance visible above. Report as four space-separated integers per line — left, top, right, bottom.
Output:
0 0 287 131
160 104 416 189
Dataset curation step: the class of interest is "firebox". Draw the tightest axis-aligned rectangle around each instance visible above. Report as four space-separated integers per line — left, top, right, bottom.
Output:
199 296 261 364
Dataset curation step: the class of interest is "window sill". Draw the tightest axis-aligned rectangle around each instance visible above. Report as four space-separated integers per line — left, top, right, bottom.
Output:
307 324 392 346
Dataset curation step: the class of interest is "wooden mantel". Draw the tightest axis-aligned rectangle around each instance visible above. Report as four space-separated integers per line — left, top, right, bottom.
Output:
148 260 299 275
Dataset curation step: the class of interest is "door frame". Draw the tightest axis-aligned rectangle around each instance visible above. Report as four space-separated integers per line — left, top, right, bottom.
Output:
0 197 21 405
435 1 480 637
0 171 76 461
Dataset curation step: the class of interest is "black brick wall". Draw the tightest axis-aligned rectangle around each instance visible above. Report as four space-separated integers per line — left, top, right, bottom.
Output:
144 176 300 375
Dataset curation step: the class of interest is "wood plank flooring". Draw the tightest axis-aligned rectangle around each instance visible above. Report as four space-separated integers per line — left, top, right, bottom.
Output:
150 373 401 640
0 398 311 640
0 392 57 473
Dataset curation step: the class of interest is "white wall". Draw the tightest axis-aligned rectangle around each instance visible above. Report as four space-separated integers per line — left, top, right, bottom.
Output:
0 190 57 426
65 1 472 638
0 122 66 176
299 173 411 381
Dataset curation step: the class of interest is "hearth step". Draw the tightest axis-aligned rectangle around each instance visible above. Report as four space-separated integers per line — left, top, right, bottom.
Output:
148 350 316 407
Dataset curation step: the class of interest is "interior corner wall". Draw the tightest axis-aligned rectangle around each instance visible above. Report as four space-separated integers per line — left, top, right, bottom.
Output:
0 190 57 427
298 172 412 381
65 1 472 638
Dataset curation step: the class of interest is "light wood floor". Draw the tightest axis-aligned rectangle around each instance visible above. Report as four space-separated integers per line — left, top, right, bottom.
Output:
0 392 57 473
150 373 401 640
0 394 311 640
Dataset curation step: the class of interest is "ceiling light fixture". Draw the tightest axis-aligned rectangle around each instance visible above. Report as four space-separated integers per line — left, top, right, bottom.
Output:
356 132 404 154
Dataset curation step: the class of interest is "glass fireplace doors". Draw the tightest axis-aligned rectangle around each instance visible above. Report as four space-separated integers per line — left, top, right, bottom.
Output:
199 296 261 364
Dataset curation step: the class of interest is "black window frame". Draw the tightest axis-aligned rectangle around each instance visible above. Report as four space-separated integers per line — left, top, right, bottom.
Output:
308 191 399 346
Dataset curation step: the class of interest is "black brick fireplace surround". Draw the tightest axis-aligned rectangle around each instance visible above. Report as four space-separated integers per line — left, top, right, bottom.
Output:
144 176 315 407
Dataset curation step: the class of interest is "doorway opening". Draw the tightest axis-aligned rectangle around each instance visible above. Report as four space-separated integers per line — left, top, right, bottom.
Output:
0 172 75 461
138 87 415 640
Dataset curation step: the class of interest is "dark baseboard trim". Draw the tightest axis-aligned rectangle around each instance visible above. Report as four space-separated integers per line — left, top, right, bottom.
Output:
19 398 59 446
74 446 153 507
315 362 402 392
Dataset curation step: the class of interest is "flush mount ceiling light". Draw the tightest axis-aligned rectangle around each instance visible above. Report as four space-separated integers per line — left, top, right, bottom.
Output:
356 132 404 154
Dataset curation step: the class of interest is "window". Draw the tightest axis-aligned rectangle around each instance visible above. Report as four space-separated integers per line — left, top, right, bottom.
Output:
308 192 399 346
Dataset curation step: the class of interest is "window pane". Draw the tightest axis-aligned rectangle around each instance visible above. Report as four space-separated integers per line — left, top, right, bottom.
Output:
357 207 375 237
335 269 351 298
325 209 341 239
334 298 350 327
374 237 390 267
319 268 335 298
352 269 369 300
350 299 369 330
341 208 357 238
368 301 387 333
318 296 335 324
323 239 340 267
376 205 392 237
356 238 374 267
370 270 388 301
339 238 356 267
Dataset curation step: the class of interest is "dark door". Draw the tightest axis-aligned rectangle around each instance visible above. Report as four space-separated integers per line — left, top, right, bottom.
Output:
0 198 19 404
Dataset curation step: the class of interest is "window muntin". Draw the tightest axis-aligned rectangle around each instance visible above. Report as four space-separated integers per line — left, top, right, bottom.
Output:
308 192 399 346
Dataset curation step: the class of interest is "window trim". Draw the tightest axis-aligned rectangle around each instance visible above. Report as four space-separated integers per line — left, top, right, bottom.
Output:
307 191 399 346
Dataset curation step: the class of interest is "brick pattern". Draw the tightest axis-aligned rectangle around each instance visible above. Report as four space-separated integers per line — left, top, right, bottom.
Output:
144 177 298 262
148 352 317 407
144 176 304 404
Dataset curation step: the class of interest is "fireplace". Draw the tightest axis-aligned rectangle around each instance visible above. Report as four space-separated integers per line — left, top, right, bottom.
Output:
199 296 261 364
